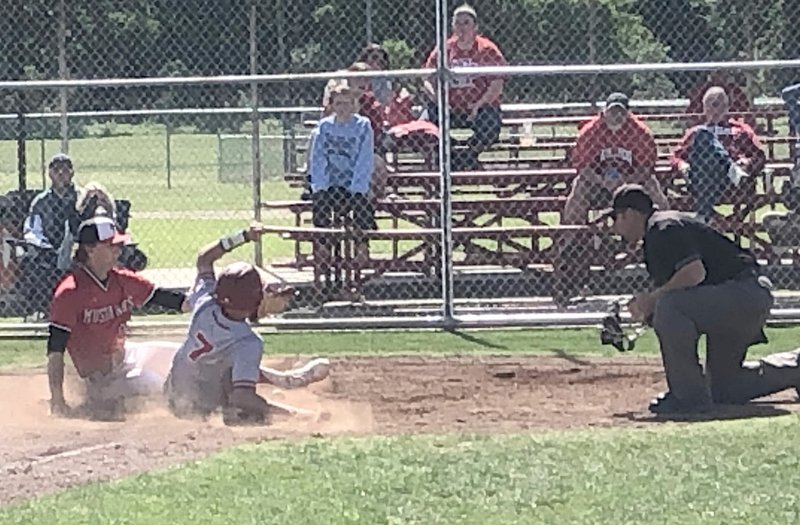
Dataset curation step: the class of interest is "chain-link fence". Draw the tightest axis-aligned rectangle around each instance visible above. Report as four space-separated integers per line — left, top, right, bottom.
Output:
2 0 800 329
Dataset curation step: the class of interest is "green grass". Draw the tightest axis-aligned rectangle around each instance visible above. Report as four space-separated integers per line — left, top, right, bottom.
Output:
3 417 800 524
4 325 800 370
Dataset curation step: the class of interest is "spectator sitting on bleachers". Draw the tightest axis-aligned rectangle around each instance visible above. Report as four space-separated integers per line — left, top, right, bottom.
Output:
18 153 82 319
686 70 752 126
357 43 393 106
309 81 375 288
671 87 766 224
422 3 507 171
563 92 669 226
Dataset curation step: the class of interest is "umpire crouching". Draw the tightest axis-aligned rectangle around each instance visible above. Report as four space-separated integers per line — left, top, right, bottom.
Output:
604 184 800 414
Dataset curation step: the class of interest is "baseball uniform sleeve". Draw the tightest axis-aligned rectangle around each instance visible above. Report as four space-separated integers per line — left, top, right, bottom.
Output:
185 271 216 311
231 335 263 389
117 269 156 307
49 286 77 333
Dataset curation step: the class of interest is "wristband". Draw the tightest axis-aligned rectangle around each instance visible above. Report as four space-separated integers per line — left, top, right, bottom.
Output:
219 230 248 252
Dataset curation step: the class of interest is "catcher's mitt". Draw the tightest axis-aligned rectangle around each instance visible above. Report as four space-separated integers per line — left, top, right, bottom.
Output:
600 301 645 352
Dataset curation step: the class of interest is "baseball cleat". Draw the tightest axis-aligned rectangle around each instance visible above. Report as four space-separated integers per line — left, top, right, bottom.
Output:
260 358 331 389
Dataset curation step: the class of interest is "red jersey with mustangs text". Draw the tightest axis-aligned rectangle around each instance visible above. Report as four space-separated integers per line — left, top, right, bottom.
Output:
424 35 508 112
49 265 155 378
572 114 657 177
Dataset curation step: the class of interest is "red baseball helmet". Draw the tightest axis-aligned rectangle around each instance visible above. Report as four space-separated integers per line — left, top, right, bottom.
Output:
214 262 264 316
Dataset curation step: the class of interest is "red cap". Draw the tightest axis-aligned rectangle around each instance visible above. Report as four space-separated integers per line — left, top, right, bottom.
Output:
214 262 264 315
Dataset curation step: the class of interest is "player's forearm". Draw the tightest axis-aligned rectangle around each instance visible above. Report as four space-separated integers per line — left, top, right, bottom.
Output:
197 228 260 273
47 353 66 403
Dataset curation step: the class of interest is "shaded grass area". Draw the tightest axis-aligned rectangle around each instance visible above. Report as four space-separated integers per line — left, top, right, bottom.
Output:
3 417 800 524
3 325 800 370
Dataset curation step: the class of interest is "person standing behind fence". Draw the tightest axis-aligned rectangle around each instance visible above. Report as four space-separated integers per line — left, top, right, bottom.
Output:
321 63 389 199
309 81 375 294
422 3 507 171
357 43 393 106
671 87 766 224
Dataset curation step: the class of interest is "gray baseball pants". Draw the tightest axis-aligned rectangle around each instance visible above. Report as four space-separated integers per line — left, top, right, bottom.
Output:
652 274 800 406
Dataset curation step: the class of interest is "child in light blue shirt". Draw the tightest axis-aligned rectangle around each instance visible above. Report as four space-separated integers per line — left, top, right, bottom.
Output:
308 81 376 293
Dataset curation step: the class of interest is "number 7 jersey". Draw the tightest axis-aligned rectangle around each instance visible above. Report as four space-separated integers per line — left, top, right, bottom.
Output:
166 272 263 412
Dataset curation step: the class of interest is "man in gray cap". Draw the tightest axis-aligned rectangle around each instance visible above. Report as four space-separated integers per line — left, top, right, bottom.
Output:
605 183 800 415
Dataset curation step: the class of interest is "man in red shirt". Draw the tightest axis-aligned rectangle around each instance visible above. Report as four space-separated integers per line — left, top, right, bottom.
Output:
47 216 188 420
671 87 766 223
564 92 669 225
423 4 507 171
554 93 669 306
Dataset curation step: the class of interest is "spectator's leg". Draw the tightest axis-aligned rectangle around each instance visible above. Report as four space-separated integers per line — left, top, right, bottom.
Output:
553 174 598 305
448 112 471 171
465 106 502 170
371 154 389 200
311 190 334 289
350 192 376 269
686 127 733 222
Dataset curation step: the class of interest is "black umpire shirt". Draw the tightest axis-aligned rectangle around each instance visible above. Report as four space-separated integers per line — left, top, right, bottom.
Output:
643 211 757 288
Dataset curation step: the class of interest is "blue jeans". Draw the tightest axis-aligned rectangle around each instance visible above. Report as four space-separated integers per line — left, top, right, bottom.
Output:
426 103 502 170
686 127 734 221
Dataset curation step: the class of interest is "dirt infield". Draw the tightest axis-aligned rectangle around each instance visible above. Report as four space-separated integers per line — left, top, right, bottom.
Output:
2 355 798 505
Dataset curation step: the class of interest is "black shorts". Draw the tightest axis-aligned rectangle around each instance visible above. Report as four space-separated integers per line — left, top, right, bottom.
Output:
312 187 376 231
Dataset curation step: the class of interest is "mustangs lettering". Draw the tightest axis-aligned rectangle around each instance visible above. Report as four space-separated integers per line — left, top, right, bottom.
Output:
82 296 136 324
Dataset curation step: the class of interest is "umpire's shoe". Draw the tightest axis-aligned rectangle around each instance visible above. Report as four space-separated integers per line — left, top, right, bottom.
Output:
649 391 712 415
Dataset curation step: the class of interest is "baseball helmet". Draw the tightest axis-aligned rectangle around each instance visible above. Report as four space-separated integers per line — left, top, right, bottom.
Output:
214 262 264 317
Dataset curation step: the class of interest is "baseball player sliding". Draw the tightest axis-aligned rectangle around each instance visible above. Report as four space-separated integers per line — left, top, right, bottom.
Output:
47 217 329 422
164 222 329 425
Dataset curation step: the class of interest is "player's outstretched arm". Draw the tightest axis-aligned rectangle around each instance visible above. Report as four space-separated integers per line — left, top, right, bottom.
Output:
196 222 269 275
47 352 69 416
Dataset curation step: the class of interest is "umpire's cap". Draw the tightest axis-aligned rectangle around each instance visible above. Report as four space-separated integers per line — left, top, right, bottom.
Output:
598 184 656 221
214 262 264 316
78 216 131 245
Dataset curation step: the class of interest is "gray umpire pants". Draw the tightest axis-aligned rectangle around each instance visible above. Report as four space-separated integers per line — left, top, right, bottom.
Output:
652 273 800 406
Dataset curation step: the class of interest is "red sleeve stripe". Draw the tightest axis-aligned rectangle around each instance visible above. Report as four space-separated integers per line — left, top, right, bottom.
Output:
232 380 257 387
49 322 72 333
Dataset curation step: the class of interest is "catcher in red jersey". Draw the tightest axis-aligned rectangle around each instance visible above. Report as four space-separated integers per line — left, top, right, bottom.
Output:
47 216 188 420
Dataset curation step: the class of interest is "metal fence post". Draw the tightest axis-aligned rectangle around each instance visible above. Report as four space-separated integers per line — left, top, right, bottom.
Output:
250 0 263 267
165 124 172 189
58 0 69 153
435 0 454 325
16 106 27 192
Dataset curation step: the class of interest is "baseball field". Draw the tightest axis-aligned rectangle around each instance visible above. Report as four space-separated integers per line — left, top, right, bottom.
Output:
1 326 800 524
